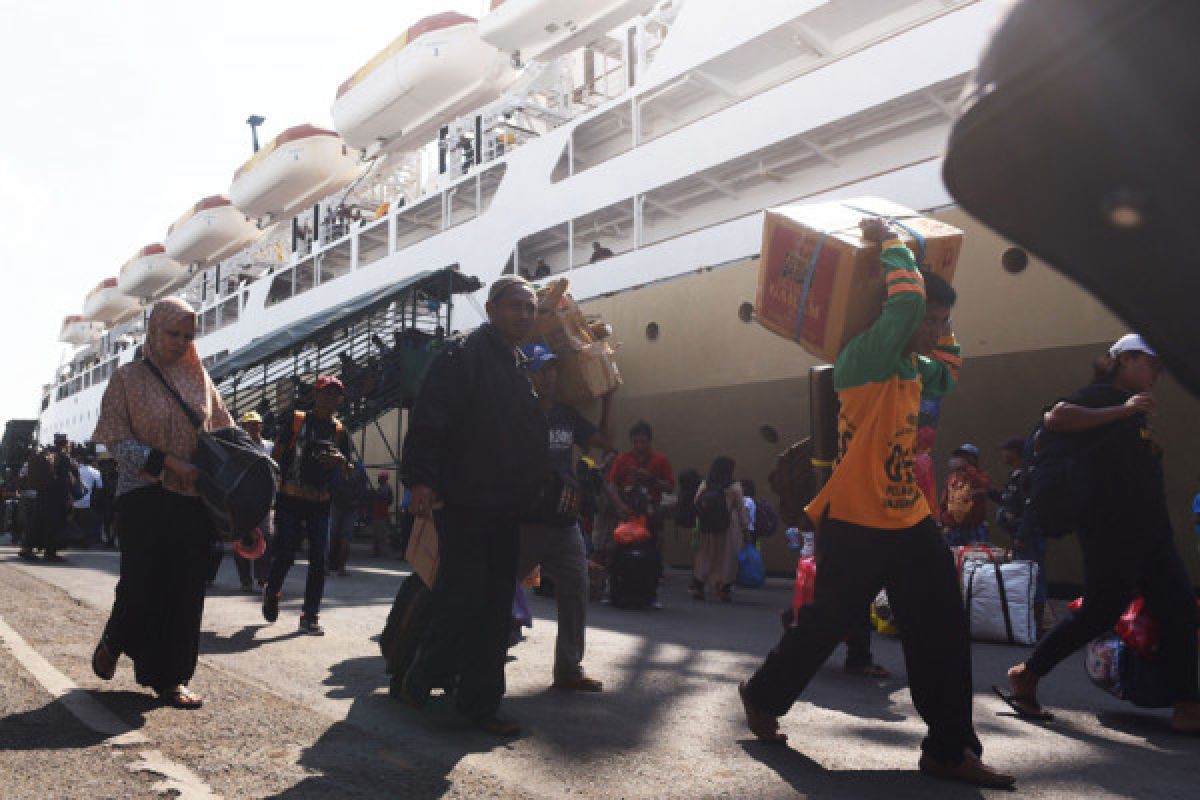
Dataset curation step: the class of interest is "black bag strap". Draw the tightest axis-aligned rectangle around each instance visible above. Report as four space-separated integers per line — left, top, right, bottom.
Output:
992 560 1016 645
141 358 204 430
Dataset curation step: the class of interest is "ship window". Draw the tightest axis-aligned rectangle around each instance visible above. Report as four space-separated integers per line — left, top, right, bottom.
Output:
267 268 294 307
201 307 217 336
572 199 635 268
1002 247 1029 274
317 245 352 285
295 259 316 296
220 296 240 327
645 322 660 341
478 163 506 214
445 180 479 229
394 195 441 251
738 302 754 323
553 100 634 184
516 223 569 279
760 425 780 444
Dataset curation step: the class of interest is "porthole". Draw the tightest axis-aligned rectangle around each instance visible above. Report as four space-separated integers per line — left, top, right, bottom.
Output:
738 302 754 323
759 424 780 444
1001 247 1028 274
645 322 660 341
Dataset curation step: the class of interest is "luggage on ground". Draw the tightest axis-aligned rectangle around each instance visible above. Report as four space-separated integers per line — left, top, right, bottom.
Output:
960 554 1039 646
608 544 657 609
380 573 434 681
1085 633 1174 709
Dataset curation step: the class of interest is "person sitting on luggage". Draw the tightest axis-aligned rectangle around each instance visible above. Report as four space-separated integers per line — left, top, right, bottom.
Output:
739 217 1014 789
939 444 991 546
517 343 614 692
1003 334 1200 732
398 276 548 737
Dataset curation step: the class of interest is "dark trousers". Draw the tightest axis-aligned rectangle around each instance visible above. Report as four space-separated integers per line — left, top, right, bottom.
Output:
31 494 67 556
103 487 212 689
745 516 981 762
1027 526 1198 702
266 500 330 618
844 606 875 667
408 506 520 720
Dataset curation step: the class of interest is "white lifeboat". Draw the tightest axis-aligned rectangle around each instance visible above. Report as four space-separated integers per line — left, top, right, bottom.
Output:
165 195 262 268
332 12 517 152
84 278 143 325
59 315 103 345
229 124 360 221
117 244 187 300
480 0 658 63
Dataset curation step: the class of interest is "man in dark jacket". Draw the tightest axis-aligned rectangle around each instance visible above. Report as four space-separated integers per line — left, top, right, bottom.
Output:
399 275 548 736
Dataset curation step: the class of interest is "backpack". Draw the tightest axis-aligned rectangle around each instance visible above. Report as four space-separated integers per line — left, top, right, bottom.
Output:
696 486 732 534
943 470 976 527
754 500 780 539
1020 422 1096 539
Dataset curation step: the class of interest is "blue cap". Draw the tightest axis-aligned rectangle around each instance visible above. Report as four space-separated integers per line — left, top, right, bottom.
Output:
520 343 559 372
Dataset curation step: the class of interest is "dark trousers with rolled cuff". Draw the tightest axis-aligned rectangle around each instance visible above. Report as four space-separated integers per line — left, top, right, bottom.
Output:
744 515 982 763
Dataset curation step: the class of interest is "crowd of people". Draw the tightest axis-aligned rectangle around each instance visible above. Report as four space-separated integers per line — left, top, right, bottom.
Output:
5 216 1199 791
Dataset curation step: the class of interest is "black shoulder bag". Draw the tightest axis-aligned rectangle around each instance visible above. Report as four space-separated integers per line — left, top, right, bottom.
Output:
142 359 279 539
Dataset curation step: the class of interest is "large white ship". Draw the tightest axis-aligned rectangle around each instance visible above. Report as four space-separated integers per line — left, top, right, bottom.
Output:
38 0 1200 582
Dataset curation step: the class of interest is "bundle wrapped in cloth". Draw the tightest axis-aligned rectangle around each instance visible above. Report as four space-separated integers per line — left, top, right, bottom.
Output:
756 197 963 363
528 278 622 404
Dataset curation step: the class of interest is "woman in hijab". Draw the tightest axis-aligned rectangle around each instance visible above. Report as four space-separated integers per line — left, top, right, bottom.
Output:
691 456 750 603
90 298 232 708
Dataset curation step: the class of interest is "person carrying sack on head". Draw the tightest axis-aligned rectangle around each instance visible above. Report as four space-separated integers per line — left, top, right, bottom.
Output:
90 298 233 709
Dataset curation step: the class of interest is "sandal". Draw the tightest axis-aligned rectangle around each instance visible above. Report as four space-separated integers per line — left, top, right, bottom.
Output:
844 662 890 678
159 684 204 710
91 638 119 681
992 685 1053 721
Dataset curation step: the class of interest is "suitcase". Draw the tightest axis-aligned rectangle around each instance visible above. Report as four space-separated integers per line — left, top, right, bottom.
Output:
608 544 657 609
944 0 1200 397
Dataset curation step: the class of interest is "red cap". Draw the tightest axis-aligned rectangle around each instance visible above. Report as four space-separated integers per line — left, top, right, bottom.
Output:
314 375 345 393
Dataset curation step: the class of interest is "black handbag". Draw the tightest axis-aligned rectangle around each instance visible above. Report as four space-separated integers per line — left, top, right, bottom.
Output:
143 359 279 539
943 0 1200 397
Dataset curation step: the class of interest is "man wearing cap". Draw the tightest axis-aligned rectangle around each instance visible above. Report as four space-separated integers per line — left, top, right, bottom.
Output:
399 276 548 736
262 376 353 635
938 443 991 546
519 343 614 692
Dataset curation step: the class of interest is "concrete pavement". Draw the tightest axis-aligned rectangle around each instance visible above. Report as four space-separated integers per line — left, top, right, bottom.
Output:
1 540 1197 798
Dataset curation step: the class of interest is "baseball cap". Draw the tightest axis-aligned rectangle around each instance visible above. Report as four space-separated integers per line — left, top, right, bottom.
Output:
314 375 345 393
487 275 533 304
239 410 263 424
1109 333 1157 359
953 443 980 457
519 343 559 373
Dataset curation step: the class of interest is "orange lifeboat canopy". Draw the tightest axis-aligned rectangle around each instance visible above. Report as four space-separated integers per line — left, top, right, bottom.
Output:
229 124 360 220
165 194 261 268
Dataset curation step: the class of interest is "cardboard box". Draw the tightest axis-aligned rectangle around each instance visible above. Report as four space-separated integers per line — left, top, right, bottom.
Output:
756 197 963 363
405 517 439 589
555 340 623 404
532 278 593 353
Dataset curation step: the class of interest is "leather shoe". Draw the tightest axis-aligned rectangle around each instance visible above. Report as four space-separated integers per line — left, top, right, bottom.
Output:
919 749 1015 789
738 681 787 743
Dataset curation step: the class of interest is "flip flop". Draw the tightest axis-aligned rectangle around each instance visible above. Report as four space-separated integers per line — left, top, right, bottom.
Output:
992 685 1054 721
159 685 204 710
91 638 119 681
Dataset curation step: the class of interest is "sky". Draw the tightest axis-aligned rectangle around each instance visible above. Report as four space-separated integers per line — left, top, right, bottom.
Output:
0 0 484 428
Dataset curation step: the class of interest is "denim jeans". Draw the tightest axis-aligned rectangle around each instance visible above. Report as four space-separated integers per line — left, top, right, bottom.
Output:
266 499 330 618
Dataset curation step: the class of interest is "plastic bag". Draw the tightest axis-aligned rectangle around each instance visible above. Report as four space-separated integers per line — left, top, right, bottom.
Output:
792 556 816 616
613 515 651 546
736 543 766 588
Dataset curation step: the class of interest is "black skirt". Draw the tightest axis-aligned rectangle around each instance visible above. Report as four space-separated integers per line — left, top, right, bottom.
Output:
103 485 213 689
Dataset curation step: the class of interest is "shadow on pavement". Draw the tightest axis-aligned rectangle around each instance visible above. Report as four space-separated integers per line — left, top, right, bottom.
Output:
200 623 303 655
267 655 516 799
739 740 987 800
0 690 153 751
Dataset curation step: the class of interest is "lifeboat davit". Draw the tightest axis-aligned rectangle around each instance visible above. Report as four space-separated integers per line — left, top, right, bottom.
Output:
117 244 187 300
229 125 360 221
332 12 517 152
59 315 103 345
165 195 262 268
84 278 143 325
480 0 658 63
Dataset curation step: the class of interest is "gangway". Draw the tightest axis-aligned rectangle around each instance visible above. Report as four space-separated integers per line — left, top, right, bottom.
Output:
207 266 481 466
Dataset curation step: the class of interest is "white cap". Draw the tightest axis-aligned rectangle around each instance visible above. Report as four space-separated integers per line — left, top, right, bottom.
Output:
1109 333 1157 358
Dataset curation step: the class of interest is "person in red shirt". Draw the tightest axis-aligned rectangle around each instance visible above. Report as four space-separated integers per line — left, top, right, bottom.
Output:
606 421 675 606
938 444 991 546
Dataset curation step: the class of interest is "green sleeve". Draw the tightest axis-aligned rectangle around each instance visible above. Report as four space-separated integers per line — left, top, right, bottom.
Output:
833 244 925 390
916 335 961 399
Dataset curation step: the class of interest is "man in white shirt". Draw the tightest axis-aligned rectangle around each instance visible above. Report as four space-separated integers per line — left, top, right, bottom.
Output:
73 455 103 547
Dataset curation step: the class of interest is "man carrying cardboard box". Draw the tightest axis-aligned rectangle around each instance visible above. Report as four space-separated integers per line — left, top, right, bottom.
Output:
738 218 1015 789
